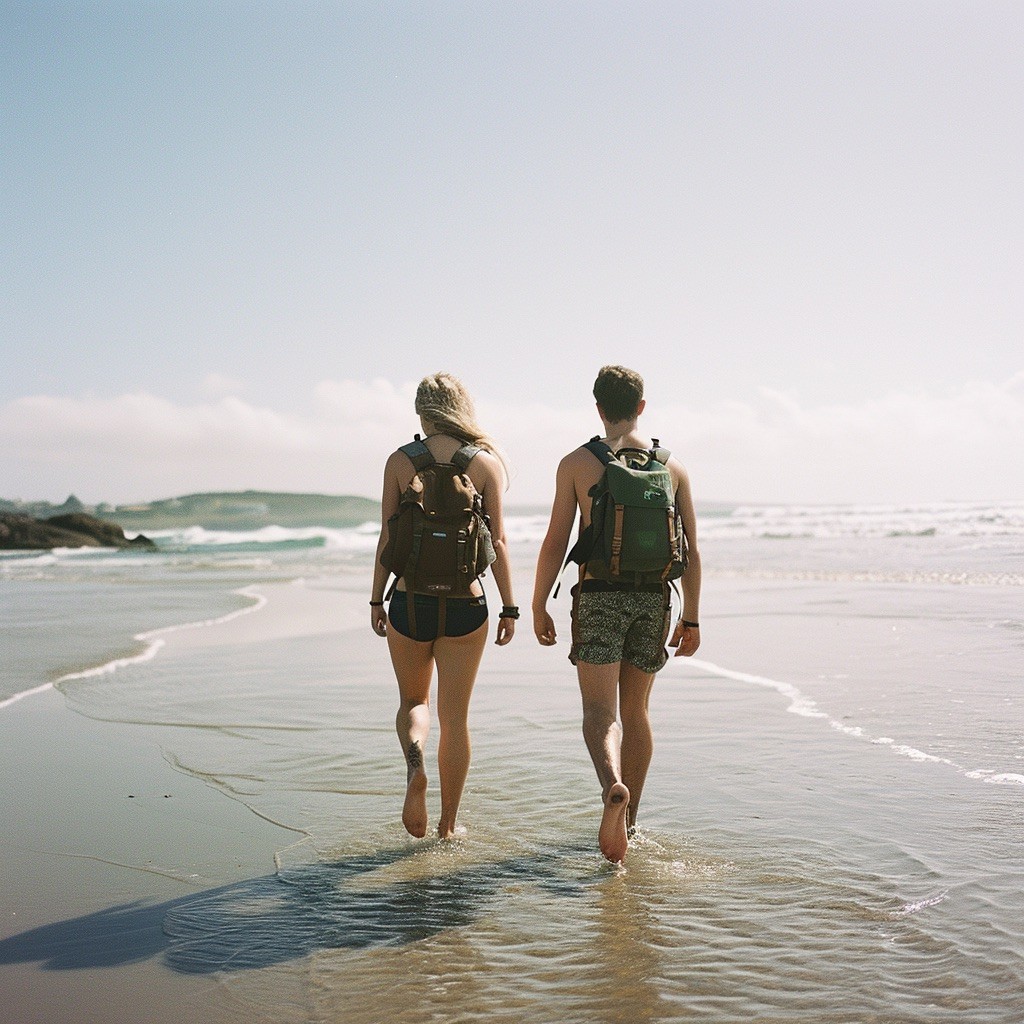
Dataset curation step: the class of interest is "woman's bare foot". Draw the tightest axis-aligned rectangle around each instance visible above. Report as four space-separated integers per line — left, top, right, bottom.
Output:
402 741 428 838
598 782 630 864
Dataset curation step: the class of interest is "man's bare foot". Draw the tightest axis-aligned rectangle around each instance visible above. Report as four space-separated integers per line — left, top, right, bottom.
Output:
402 741 428 838
599 782 630 863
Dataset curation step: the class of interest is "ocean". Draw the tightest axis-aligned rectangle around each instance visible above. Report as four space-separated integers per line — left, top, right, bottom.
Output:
2 501 1022 1022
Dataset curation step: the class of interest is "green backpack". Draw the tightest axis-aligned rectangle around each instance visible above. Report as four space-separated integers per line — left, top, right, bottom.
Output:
566 437 687 585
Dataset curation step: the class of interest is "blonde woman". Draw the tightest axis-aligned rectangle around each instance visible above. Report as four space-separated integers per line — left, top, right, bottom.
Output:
371 373 517 840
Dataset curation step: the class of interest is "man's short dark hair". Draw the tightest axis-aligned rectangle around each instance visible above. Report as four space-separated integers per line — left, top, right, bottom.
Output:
593 365 644 422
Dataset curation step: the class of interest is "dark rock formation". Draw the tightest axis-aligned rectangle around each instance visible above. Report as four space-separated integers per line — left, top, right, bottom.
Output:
0 512 157 551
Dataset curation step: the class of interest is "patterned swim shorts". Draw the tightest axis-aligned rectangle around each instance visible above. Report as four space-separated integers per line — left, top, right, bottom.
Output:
569 582 672 674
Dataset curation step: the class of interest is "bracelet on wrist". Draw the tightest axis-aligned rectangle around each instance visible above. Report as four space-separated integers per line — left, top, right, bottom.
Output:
682 620 700 629
499 605 520 620
369 600 384 607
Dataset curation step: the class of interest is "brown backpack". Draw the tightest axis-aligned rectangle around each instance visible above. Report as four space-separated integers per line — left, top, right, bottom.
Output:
380 436 495 638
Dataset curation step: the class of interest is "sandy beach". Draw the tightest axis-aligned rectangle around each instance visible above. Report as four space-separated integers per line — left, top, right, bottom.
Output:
0 689 296 1023
3 527 1023 1022
6 1 1024 1017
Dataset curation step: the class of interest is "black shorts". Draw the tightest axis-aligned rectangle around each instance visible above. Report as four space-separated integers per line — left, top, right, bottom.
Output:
388 592 488 641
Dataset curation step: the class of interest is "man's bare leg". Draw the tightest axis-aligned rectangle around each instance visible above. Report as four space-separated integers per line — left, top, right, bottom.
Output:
619 663 656 831
387 627 435 838
577 660 630 863
433 620 487 839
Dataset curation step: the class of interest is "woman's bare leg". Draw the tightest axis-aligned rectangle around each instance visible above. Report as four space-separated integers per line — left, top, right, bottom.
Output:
386 627 435 838
432 619 488 839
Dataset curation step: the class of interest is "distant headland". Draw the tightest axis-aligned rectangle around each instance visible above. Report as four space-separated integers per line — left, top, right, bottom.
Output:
0 510 157 551
0 491 381 545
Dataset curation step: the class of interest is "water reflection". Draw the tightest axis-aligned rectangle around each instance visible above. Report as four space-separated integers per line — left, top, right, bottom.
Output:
8 835 1004 1023
0 842 598 975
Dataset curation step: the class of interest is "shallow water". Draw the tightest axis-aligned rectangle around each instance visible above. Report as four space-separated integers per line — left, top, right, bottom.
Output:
2 507 1023 1022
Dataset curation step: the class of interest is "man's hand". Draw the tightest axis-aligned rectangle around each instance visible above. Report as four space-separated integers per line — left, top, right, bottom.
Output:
669 620 700 656
534 609 557 646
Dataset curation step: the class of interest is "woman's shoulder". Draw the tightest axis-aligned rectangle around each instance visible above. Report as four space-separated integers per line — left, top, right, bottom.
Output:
467 445 501 476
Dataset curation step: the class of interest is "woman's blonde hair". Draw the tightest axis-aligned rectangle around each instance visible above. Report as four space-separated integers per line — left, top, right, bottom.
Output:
415 372 509 480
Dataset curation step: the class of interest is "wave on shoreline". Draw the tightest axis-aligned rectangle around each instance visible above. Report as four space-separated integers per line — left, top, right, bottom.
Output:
0 586 269 712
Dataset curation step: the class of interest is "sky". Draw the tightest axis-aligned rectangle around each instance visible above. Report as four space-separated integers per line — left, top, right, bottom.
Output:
2 1 1022 507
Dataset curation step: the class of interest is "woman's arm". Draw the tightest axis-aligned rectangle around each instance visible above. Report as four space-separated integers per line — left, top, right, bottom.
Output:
478 452 516 646
370 451 405 636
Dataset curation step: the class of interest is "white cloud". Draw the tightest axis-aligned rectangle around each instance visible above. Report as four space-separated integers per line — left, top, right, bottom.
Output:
1 375 1022 505
314 378 417 424
660 374 1024 502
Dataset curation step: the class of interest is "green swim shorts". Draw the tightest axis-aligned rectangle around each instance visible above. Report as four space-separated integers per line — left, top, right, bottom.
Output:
569 582 672 674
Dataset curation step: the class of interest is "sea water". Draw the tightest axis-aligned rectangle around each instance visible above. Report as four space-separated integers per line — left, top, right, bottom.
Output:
1 502 1022 1022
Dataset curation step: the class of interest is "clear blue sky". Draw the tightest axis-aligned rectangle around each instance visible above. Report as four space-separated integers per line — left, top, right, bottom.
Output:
3 1 1022 505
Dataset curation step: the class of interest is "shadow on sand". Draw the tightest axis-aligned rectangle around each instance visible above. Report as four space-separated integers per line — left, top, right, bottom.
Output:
0 842 593 974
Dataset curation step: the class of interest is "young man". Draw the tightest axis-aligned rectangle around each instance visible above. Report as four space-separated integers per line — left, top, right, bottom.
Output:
532 365 702 864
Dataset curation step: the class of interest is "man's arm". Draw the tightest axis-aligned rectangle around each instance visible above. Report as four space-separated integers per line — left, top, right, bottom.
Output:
668 462 701 657
532 454 580 645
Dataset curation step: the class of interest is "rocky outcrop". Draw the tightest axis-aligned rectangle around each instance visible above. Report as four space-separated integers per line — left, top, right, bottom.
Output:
0 512 157 551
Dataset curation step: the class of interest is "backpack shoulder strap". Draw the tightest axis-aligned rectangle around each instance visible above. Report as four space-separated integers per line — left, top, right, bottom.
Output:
583 437 616 466
398 435 435 472
451 444 481 472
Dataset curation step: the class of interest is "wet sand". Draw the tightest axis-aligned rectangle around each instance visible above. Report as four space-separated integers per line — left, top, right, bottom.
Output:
3 566 1023 1023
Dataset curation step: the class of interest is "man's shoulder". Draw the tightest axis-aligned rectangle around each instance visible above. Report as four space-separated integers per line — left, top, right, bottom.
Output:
559 443 604 472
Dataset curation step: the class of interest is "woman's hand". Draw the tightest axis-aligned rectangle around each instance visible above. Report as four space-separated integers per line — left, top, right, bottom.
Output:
371 604 388 637
495 616 515 646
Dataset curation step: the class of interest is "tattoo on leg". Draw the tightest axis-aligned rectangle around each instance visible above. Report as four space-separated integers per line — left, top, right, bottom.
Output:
407 740 423 771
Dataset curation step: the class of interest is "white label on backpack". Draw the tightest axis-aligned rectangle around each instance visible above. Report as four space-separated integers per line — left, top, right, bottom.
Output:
432 531 448 539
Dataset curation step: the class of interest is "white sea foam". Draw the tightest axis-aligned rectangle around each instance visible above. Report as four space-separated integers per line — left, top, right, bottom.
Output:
681 658 828 719
0 552 58 569
893 891 949 917
698 500 1024 541
1 586 268 712
147 523 381 551
0 681 58 710
965 770 1024 786
676 657 1024 787
56 636 167 682
0 547 109 568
